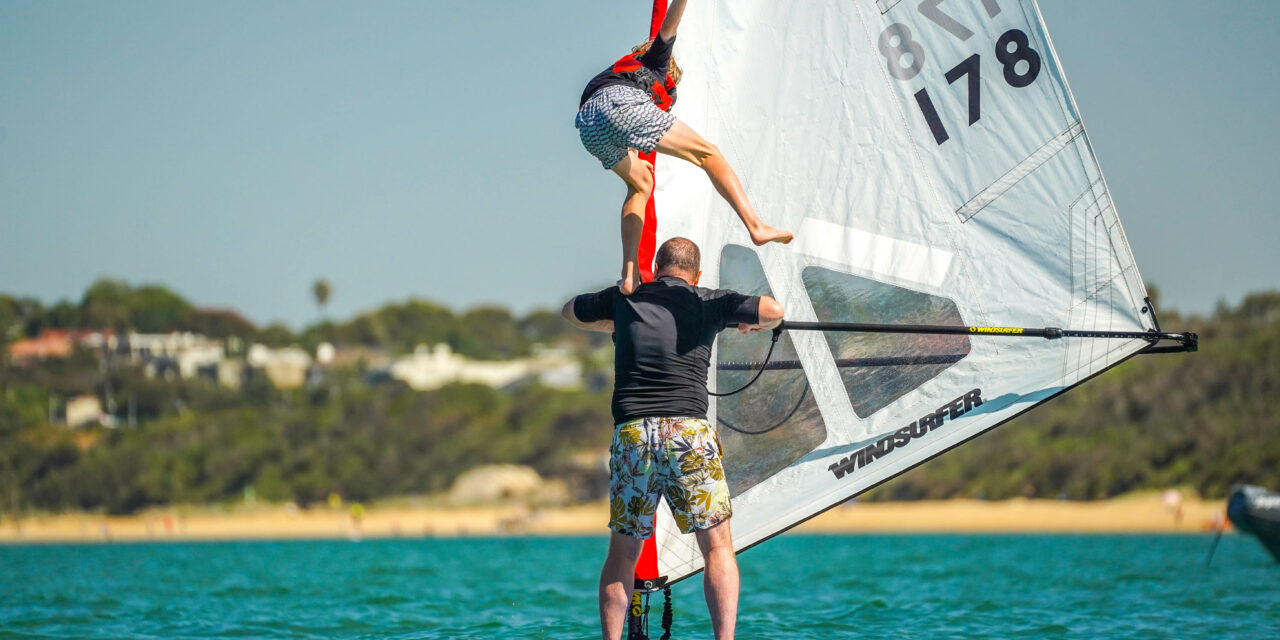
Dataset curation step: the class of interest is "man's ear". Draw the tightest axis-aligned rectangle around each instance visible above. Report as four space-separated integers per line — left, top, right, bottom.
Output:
692 270 702 285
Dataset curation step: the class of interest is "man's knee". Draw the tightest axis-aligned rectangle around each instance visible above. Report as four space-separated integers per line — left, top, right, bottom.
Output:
695 519 734 555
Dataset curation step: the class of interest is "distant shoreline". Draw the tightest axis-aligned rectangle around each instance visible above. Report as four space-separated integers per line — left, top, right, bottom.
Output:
0 492 1227 544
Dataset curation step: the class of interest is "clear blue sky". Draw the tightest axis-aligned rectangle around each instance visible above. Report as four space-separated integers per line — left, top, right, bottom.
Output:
1 1 1276 328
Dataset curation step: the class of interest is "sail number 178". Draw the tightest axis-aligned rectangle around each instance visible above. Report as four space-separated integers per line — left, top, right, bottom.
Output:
879 12 1043 145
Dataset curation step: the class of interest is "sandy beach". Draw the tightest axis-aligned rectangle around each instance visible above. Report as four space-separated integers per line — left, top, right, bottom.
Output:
0 492 1226 544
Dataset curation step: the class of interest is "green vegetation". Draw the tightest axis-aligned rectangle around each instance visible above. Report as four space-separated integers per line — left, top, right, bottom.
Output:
0 372 611 515
1 279 1278 515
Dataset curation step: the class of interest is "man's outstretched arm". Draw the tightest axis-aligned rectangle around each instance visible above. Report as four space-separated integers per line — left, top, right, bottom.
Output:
737 295 784 333
659 0 688 42
562 298 615 333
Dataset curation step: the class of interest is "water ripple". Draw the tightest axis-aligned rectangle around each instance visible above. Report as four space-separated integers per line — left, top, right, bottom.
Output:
1 535 1277 639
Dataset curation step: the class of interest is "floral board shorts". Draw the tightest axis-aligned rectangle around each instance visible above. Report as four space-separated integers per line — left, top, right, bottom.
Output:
575 84 677 170
608 416 733 538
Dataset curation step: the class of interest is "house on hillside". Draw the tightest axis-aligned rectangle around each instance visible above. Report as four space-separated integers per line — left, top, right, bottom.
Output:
383 343 583 391
322 344 391 371
246 344 312 390
7 329 116 363
125 332 226 380
63 394 104 428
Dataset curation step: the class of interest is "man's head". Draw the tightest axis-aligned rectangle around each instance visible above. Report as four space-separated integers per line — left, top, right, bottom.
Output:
654 237 701 284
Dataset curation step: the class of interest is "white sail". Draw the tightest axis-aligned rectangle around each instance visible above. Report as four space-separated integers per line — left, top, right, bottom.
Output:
650 0 1156 583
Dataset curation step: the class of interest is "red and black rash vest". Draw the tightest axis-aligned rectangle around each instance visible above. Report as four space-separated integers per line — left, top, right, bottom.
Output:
579 35 678 111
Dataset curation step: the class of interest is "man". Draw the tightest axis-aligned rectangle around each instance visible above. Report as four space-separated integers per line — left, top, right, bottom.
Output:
562 237 785 640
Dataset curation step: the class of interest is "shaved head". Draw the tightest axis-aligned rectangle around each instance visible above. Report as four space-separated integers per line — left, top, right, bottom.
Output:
654 237 701 277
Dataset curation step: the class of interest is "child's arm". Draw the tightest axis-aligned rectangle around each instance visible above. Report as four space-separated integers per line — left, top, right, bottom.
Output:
658 0 688 41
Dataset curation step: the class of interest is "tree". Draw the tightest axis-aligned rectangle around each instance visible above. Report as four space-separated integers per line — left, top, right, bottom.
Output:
129 285 193 333
0 295 20 346
454 306 528 360
79 279 133 330
519 308 573 345
312 279 332 318
258 324 298 348
182 308 259 340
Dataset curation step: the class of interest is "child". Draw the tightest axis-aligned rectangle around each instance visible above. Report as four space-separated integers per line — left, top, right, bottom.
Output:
575 0 793 294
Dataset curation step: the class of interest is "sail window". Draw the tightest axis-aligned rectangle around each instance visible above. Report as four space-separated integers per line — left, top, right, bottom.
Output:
715 245 825 496
800 266 971 418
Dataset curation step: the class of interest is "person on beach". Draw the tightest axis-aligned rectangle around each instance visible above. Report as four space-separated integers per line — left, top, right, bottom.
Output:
562 237 785 640
575 0 793 295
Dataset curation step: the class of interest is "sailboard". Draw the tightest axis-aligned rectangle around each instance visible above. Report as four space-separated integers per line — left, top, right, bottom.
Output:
627 0 1196 592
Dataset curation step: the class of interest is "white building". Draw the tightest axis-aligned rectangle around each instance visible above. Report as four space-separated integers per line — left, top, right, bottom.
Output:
247 344 313 390
64 394 103 428
388 343 582 391
127 332 226 380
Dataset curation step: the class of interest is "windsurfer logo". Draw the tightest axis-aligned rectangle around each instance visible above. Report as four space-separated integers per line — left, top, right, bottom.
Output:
970 326 1022 335
828 389 983 480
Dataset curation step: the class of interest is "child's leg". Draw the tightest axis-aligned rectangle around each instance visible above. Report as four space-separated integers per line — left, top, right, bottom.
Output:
611 149 655 295
655 120 793 246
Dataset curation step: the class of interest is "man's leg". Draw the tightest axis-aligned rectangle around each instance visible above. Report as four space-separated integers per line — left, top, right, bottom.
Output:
610 149 655 295
695 519 739 640
654 120 793 246
599 530 646 640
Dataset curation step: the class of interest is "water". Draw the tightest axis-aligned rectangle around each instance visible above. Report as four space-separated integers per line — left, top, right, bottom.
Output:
2 534 1277 639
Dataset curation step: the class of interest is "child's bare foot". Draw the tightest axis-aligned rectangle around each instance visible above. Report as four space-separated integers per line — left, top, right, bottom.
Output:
750 225 794 246
619 264 643 295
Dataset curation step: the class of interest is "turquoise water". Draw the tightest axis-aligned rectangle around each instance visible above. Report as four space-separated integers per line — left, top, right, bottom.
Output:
2 534 1277 639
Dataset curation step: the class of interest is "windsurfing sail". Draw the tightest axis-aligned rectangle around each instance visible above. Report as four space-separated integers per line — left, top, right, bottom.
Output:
636 0 1194 586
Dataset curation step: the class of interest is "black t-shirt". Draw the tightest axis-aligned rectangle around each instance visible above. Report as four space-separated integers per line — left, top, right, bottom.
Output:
573 275 760 423
579 35 677 107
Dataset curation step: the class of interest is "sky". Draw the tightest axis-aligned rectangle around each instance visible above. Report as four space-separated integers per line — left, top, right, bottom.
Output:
1 0 1277 328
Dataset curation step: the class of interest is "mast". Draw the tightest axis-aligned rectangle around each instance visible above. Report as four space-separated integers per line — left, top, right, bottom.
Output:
627 4 670 639
636 0 667 284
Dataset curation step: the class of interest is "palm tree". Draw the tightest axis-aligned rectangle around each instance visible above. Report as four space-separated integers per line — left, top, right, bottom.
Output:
312 279 332 318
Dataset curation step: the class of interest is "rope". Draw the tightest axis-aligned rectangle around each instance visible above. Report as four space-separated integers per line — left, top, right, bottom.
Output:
717 380 810 435
659 587 673 640
709 328 781 397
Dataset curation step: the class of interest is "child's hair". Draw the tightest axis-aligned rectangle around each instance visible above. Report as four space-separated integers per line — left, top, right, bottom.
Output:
632 39 682 85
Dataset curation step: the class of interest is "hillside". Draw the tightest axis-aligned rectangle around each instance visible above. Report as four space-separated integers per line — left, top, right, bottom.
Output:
1 281 1277 515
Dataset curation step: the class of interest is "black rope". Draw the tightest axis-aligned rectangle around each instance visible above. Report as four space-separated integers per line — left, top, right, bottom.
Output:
659 587 673 640
717 381 810 436
709 328 782 398
711 326 804 435
625 587 672 640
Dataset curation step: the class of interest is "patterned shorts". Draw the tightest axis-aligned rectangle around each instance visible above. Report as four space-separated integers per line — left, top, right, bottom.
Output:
608 416 733 538
575 84 677 170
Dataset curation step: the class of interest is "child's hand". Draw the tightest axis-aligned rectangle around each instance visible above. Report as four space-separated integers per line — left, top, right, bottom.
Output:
619 265 643 295
618 275 643 296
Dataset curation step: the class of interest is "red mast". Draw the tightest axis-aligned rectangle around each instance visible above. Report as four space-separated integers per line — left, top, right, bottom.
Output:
635 0 667 285
632 0 666 585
